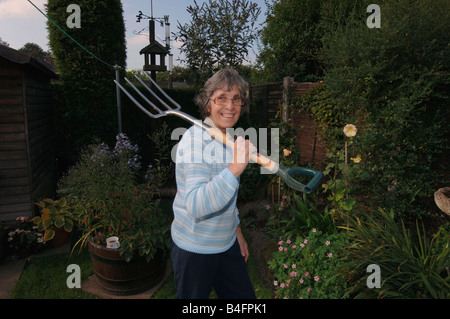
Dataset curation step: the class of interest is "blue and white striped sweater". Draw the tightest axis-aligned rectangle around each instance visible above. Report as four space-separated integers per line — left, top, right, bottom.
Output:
171 119 240 254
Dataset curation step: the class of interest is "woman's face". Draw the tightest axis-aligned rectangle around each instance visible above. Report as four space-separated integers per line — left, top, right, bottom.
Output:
207 85 242 133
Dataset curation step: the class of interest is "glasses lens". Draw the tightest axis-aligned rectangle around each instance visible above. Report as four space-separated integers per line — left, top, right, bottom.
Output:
213 97 243 107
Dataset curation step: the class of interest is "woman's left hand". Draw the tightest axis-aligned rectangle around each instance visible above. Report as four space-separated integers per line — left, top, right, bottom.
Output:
236 226 249 263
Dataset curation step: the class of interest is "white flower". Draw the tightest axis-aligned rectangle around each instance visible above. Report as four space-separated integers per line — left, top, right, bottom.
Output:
343 124 357 137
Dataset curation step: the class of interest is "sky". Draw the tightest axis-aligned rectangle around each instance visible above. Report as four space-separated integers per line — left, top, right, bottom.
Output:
0 0 267 71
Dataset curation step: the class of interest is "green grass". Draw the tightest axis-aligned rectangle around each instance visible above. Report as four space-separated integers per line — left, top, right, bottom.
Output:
10 236 274 299
10 249 96 299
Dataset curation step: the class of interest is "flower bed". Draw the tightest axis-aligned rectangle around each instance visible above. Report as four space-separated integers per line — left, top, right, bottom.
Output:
268 228 349 299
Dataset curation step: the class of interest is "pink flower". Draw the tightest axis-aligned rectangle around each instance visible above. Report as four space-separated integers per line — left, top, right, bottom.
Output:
273 281 278 286
278 246 283 251
326 240 330 246
314 276 320 282
292 264 296 268
284 247 288 252
312 228 317 233
327 253 333 258
300 243 304 248
286 239 291 244
299 279 304 284
290 272 297 277
304 239 308 244
280 283 285 288
304 272 309 277
307 288 311 293
283 264 288 269
292 245 297 249
278 241 283 245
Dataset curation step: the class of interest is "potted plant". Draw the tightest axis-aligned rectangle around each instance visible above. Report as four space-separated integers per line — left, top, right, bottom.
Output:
33 197 74 247
61 133 172 295
7 216 46 258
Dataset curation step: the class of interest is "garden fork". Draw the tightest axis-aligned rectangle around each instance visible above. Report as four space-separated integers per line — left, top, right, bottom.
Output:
114 73 323 193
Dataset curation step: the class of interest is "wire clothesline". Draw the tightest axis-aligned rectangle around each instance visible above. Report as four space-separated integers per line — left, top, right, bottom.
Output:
26 0 124 70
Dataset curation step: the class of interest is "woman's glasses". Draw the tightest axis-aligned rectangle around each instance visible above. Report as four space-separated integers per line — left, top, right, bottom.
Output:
211 96 243 107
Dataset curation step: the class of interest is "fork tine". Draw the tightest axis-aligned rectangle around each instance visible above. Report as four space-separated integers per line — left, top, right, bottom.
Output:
133 75 176 112
114 80 166 119
143 72 181 111
124 77 166 115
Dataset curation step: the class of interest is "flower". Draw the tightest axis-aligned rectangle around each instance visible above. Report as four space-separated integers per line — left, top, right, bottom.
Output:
286 239 291 244
273 281 278 286
325 240 330 246
292 264 296 268
314 276 320 282
312 228 317 233
304 272 309 277
327 253 333 258
343 124 357 137
351 154 362 163
290 271 297 277
283 149 292 157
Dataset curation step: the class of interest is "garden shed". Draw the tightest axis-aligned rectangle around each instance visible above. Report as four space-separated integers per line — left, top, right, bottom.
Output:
0 45 58 225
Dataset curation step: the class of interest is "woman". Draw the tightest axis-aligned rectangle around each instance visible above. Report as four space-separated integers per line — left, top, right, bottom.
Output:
171 67 256 299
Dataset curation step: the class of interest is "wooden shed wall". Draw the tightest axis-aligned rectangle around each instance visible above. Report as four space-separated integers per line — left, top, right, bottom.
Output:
0 58 55 224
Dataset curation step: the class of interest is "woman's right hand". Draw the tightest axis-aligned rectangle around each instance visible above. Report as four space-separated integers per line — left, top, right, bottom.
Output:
228 136 257 178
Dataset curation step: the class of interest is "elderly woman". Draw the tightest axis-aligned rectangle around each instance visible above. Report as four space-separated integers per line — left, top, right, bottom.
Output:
171 67 256 299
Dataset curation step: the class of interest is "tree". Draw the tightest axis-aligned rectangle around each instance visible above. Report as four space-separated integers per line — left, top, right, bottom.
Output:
258 0 365 82
176 0 261 84
18 42 54 66
46 0 126 149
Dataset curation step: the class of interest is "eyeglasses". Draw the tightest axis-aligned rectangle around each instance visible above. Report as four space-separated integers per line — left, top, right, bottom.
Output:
210 96 243 107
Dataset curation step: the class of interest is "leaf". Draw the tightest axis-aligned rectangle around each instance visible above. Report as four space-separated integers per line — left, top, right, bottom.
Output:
54 215 65 228
44 229 55 242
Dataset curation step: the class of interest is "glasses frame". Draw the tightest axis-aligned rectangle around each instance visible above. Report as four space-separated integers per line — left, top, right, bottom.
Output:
210 96 244 107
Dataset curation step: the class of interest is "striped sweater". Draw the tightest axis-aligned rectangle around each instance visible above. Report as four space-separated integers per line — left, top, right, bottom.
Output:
171 117 240 254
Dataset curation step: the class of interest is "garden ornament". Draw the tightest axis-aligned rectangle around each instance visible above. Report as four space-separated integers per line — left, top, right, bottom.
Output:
114 73 323 194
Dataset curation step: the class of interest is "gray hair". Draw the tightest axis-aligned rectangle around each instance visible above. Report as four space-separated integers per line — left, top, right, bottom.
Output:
196 67 249 119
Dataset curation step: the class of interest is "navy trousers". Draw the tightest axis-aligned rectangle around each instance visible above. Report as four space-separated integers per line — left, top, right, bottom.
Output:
171 240 256 299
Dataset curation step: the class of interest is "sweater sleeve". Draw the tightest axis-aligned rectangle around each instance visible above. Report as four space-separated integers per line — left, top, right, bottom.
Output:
176 126 239 220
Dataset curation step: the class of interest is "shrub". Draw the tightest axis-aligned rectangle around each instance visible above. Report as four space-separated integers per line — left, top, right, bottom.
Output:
341 209 449 299
268 228 349 299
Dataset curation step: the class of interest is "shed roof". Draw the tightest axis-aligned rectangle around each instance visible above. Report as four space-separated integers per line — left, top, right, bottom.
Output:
0 45 58 79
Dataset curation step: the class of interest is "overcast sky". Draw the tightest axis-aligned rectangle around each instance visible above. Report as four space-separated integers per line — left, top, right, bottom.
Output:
0 0 267 70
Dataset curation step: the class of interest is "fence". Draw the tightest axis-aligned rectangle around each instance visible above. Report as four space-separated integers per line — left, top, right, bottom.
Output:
248 77 325 168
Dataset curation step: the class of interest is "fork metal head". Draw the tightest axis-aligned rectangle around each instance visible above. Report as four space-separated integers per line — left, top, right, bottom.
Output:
114 72 180 119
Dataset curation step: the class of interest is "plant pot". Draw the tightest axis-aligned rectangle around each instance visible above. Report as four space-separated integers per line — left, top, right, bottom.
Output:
88 238 166 296
51 226 70 247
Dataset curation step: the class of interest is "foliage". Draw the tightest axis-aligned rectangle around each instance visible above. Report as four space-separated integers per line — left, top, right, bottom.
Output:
267 193 336 239
60 133 172 262
268 228 349 299
18 42 54 66
297 0 450 219
33 197 74 242
341 209 449 299
259 0 326 82
47 0 126 149
176 0 261 84
7 217 46 252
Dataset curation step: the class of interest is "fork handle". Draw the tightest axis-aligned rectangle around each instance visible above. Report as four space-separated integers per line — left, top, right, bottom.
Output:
207 127 278 172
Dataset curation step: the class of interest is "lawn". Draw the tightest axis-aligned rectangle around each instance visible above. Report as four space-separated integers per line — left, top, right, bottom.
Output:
10 225 274 299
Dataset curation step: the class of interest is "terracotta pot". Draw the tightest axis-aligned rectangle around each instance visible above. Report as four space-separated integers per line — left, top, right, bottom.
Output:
88 238 166 296
51 226 70 247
